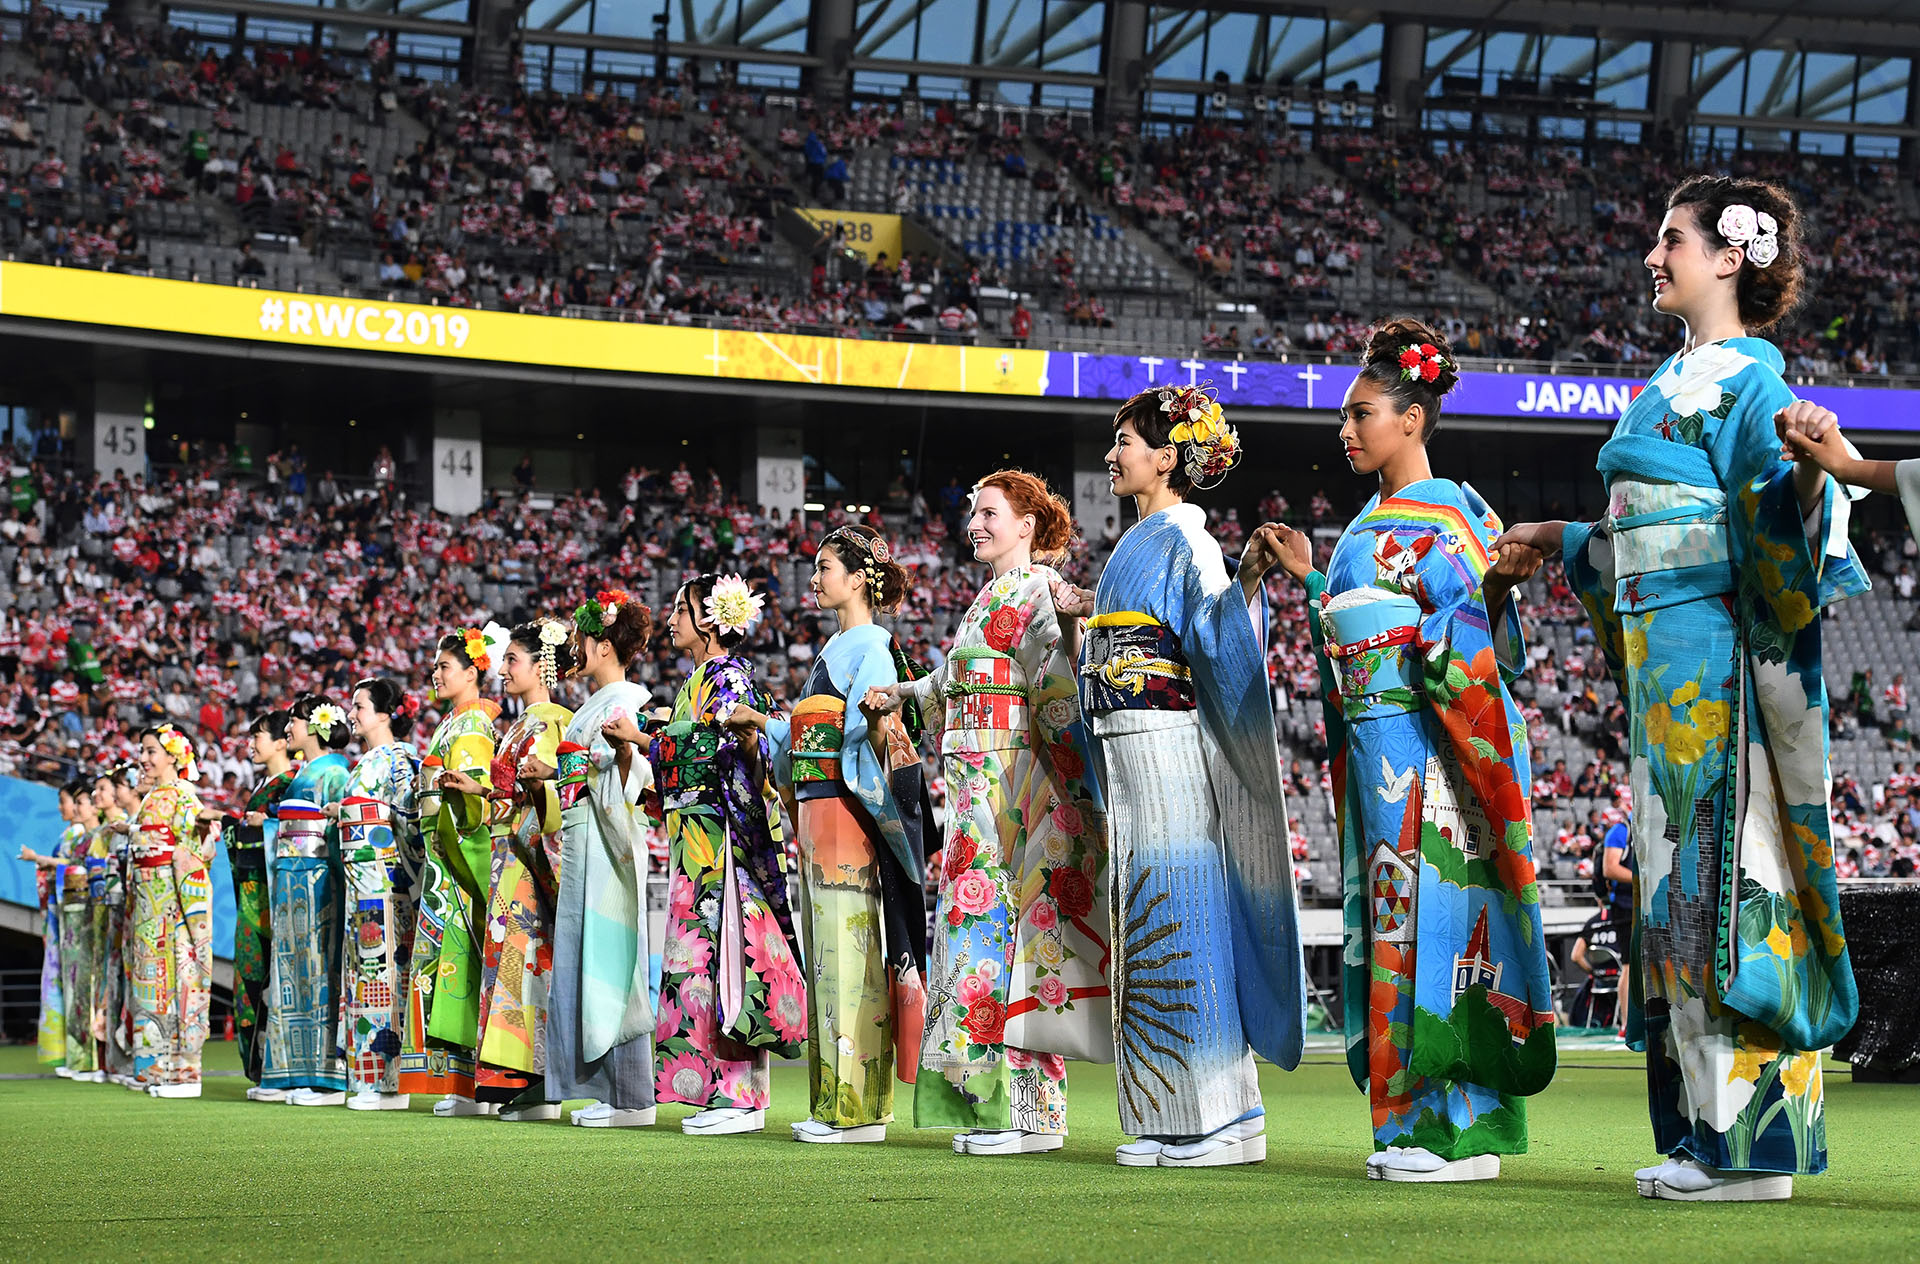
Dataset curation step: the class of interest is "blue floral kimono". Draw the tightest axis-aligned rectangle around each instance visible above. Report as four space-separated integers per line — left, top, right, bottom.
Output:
1082 502 1305 1138
1306 480 1556 1161
262 750 352 1092
1565 337 1865 1175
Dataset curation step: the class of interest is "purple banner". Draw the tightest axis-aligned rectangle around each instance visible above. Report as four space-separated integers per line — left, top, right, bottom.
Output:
1040 350 1920 430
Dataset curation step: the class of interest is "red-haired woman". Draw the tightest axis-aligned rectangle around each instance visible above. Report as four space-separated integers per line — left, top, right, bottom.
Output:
869 470 1110 1156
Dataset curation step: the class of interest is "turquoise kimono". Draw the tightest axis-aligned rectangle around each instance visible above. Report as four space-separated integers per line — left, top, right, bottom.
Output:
1081 502 1305 1137
262 750 352 1091
1306 480 1556 1161
1565 337 1865 1174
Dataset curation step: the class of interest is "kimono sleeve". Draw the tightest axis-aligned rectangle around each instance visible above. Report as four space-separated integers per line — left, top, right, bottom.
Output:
443 727 496 833
525 711 567 836
1562 522 1627 680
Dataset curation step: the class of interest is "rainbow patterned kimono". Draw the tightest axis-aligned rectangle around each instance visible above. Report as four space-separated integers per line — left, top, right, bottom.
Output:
1307 480 1556 1160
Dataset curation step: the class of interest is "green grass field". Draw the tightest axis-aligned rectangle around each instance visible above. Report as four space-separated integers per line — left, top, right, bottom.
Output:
3 1042 1916 1263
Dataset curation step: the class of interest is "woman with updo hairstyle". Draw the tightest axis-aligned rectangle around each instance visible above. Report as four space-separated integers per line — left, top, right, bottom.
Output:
1045 383 1302 1169
469 615 575 1119
262 695 353 1104
866 469 1110 1155
617 574 803 1135
545 589 660 1127
229 707 296 1093
1268 315 1555 1183
729 529 938 1145
1498 175 1866 1202
120 724 210 1096
334 676 422 1108
399 623 504 1113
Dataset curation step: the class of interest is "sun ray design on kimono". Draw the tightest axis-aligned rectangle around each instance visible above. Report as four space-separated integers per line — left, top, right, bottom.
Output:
1116 865 1198 1118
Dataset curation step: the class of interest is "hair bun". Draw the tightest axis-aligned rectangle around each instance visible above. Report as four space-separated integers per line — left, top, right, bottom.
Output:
1364 316 1461 398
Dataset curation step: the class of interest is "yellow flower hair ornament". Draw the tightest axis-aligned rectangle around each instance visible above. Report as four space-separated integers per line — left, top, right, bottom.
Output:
1156 384 1242 490
155 723 199 782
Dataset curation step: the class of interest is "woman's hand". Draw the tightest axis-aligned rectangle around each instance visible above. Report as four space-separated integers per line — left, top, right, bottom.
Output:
1049 578 1095 619
1491 520 1569 560
244 810 268 828
1776 401 1857 481
1270 522 1316 584
725 703 769 735
519 757 555 784
438 768 483 796
601 714 646 746
650 706 673 725
863 683 905 715
1484 540 1545 614
322 802 342 819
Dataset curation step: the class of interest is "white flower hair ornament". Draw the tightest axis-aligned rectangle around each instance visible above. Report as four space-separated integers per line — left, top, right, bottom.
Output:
538 620 568 648
704 574 766 637
1717 203 1779 270
308 702 347 744
479 620 512 672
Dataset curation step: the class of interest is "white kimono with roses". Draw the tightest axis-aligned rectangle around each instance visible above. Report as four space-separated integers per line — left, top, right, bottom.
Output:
903 563 1113 1133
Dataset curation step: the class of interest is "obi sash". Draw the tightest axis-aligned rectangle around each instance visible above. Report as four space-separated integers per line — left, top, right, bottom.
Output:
1604 480 1732 612
789 695 846 797
416 755 445 822
339 796 395 863
275 799 330 859
555 741 589 811
1079 612 1196 713
133 823 177 868
655 723 725 806
940 646 1030 740
228 820 268 873
1319 591 1423 721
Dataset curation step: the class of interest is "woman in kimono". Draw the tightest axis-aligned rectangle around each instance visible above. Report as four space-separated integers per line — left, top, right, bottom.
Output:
1270 318 1556 1183
93 766 139 1085
546 589 659 1128
868 471 1111 1156
466 617 574 1121
634 574 804 1137
81 772 129 1082
232 709 295 1101
1050 386 1302 1168
335 677 422 1110
58 779 102 1080
263 693 354 1106
125 724 210 1097
728 528 931 1144
18 784 80 1072
399 624 504 1117
1496 177 1863 1202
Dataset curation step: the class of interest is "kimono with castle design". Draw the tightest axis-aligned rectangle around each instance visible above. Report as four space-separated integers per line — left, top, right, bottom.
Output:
1306 479 1555 1160
1564 337 1864 1174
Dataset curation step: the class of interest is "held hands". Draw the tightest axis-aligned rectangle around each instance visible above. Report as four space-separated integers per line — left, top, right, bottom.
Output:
1490 521 1567 561
1049 577 1095 619
724 703 769 735
323 802 342 820
1775 401 1852 478
1239 521 1288 582
437 768 484 797
519 757 555 784
1270 523 1315 584
243 810 268 828
863 683 906 716
601 714 646 746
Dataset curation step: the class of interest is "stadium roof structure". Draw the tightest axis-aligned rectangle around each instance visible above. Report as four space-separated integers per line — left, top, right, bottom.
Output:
1289 0 1920 55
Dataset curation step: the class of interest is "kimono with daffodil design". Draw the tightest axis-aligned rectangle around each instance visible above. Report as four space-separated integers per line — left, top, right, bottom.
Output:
1564 336 1865 1175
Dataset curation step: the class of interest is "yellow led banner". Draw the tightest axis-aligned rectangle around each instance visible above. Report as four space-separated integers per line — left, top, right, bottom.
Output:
795 208 905 264
0 263 1045 396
